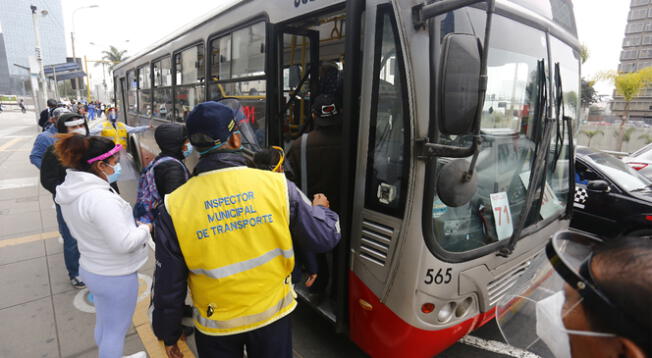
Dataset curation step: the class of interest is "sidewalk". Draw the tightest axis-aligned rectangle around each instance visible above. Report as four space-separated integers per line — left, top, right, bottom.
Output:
0 111 196 358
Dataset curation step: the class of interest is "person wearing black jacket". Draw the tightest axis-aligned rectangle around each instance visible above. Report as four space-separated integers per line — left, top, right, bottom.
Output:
38 99 58 131
40 113 89 288
153 123 192 197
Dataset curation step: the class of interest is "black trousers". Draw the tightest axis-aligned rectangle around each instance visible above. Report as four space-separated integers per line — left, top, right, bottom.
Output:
194 315 292 358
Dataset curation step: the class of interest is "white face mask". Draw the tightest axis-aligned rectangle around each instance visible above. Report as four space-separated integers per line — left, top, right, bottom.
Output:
536 291 616 358
70 127 87 136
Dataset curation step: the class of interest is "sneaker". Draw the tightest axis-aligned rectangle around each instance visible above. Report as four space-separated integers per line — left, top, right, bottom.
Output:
123 352 147 358
70 277 86 289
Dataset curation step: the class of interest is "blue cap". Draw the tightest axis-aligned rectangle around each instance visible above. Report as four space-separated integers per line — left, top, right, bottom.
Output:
186 102 239 147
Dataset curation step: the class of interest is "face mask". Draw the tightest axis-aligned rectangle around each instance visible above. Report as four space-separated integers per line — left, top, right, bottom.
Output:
109 113 117 121
535 291 616 358
536 291 573 358
103 163 122 183
71 128 87 136
182 143 194 158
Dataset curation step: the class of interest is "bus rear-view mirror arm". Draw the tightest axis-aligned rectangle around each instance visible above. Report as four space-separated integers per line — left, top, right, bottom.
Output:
415 0 495 208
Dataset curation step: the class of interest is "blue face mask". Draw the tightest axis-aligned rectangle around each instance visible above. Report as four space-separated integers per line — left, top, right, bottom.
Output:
104 163 122 183
183 143 194 158
109 112 117 121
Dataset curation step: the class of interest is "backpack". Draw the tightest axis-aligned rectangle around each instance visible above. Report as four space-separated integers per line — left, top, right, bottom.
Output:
133 157 188 223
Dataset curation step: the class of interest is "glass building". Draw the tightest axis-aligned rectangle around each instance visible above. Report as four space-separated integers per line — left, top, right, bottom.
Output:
0 0 66 95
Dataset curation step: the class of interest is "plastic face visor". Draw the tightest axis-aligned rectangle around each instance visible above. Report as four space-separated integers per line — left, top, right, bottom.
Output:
495 231 622 356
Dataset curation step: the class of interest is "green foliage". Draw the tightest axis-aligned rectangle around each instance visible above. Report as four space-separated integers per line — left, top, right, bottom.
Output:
580 129 604 147
581 80 597 107
623 127 636 143
580 44 589 65
99 46 128 71
639 134 652 145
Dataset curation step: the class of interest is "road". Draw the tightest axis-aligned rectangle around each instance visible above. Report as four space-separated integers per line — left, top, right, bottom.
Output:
0 109 550 357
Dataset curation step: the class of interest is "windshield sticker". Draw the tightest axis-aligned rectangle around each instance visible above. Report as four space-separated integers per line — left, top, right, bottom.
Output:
432 198 448 218
490 192 513 241
519 172 564 220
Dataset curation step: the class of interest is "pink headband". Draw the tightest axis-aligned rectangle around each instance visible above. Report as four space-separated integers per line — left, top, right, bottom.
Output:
87 144 122 164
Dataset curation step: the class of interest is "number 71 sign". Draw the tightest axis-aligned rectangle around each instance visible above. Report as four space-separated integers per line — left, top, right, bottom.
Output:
490 192 514 241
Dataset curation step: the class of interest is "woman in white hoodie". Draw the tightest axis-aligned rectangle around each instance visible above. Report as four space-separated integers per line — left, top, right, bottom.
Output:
54 134 150 358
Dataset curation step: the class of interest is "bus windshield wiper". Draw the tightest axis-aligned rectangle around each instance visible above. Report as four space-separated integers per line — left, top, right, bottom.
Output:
498 59 554 257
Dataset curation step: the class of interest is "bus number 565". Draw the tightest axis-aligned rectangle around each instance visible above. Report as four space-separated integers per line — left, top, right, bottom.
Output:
424 268 452 285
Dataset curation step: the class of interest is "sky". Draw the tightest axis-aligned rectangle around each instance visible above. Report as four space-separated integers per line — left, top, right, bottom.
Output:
573 0 629 95
57 0 628 96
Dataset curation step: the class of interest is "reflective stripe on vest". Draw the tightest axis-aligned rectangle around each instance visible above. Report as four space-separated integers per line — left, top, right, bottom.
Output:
190 248 294 279
165 166 295 336
101 121 128 148
193 290 296 330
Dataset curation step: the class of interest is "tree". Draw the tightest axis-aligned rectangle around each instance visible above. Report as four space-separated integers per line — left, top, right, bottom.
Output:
580 129 603 148
100 46 128 72
595 67 652 151
622 127 637 147
581 79 598 108
639 133 652 145
580 44 589 65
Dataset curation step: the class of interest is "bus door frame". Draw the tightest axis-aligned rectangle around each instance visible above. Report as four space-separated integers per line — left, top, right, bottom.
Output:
274 26 320 141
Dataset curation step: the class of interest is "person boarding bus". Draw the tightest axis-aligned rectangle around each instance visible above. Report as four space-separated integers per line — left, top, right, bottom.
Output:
151 102 341 358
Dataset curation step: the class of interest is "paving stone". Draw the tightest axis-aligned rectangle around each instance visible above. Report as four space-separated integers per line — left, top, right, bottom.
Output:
0 211 44 238
0 296 58 358
0 240 44 266
47 253 77 295
0 257 50 309
45 237 63 256
53 289 99 358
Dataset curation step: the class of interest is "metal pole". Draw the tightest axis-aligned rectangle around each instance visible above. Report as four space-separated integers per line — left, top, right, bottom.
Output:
84 56 91 102
71 30 81 100
30 5 48 107
52 65 59 99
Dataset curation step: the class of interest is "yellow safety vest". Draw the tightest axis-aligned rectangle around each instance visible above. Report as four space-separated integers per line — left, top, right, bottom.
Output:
101 121 128 148
165 166 296 336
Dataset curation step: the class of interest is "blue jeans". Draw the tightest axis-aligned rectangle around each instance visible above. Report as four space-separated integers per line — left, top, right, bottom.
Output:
55 204 80 279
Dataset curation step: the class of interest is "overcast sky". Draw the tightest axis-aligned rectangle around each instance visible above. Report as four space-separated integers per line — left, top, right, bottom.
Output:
60 0 628 96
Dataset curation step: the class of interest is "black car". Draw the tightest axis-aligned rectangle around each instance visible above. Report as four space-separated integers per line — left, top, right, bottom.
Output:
571 146 652 238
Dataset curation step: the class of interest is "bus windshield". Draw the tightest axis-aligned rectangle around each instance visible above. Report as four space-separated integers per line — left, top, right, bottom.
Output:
429 12 576 254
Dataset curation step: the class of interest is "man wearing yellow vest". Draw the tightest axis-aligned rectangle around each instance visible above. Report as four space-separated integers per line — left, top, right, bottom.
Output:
152 102 341 358
90 107 149 149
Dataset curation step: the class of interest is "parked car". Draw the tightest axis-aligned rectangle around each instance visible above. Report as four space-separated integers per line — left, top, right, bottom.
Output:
572 146 652 238
622 143 652 180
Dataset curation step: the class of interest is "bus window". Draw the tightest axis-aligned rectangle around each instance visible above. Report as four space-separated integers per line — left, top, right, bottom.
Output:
174 44 205 122
547 36 580 210
208 22 266 146
153 57 173 121
429 12 570 253
127 70 137 113
364 8 409 217
137 64 151 116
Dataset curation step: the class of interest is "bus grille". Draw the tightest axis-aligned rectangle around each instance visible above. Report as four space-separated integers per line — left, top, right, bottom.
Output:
486 259 533 306
359 219 393 267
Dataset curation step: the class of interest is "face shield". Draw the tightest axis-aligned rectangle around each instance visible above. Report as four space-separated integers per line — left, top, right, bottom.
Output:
217 98 262 152
496 231 618 358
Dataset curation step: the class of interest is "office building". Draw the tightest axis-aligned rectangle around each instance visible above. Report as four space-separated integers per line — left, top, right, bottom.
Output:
0 0 67 95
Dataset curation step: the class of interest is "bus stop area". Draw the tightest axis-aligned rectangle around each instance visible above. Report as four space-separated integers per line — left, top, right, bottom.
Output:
0 110 545 358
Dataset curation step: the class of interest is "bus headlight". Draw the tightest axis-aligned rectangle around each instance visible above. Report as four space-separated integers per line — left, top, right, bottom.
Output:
455 297 474 318
437 302 457 323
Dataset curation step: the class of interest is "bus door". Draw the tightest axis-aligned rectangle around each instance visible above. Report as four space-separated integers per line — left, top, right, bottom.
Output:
349 1 411 311
118 77 127 122
276 27 319 143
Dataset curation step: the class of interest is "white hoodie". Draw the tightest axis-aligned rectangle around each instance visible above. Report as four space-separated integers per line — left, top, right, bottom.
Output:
56 170 149 276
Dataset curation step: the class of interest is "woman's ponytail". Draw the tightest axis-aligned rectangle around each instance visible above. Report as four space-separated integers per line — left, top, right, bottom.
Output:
54 134 115 171
54 134 89 170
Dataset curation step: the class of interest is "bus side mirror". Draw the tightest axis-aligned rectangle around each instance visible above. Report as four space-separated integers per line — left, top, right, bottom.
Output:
439 33 482 136
288 65 301 89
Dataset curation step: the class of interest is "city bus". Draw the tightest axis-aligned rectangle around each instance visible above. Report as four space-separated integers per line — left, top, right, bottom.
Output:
112 0 580 356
